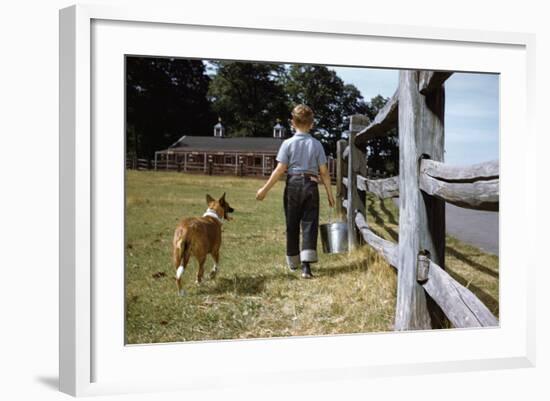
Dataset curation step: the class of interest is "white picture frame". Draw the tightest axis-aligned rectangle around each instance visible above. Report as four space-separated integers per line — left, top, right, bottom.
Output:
59 3 536 397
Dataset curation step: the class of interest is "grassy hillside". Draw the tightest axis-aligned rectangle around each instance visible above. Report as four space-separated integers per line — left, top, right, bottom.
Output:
125 171 499 344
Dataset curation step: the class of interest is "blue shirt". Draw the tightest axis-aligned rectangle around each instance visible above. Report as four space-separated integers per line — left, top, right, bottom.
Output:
276 132 327 175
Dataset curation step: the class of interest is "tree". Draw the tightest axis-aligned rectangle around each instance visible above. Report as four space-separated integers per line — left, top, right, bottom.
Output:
284 65 344 133
341 84 369 118
284 65 368 156
207 61 289 137
363 95 399 177
365 94 389 120
126 57 214 159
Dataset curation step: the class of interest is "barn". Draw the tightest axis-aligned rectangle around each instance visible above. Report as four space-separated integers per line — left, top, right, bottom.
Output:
152 120 336 178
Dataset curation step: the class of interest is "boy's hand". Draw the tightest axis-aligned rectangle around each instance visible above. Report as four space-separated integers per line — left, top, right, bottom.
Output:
327 194 335 208
256 187 268 201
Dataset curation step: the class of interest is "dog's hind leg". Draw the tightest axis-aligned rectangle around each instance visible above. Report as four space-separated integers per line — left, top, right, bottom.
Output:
174 234 190 296
209 248 220 279
196 254 206 285
173 244 185 296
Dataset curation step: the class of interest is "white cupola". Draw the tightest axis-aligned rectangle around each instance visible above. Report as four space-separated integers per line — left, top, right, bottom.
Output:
214 117 225 137
273 119 286 139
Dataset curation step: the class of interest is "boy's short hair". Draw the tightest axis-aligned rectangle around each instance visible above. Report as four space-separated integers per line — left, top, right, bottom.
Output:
291 104 314 127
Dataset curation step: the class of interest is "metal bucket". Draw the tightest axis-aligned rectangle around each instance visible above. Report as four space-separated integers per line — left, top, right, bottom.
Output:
320 221 348 254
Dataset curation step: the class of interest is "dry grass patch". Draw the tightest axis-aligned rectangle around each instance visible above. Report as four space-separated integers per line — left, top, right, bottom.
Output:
125 171 498 344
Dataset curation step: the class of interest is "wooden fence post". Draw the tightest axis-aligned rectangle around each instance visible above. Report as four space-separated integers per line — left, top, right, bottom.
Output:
395 70 446 330
347 115 369 251
208 155 213 175
336 139 347 219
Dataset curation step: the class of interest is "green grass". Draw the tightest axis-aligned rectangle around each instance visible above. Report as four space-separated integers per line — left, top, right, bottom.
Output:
125 171 499 344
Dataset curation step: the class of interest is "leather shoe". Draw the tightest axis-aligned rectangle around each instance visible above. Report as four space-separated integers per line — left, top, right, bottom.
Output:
301 263 313 279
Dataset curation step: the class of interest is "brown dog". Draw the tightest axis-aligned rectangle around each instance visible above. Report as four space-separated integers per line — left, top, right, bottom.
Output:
172 193 234 296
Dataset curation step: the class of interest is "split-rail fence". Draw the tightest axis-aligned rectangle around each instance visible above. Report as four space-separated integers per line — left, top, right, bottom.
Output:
336 70 499 330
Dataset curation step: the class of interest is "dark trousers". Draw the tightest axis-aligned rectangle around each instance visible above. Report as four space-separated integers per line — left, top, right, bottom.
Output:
283 175 320 267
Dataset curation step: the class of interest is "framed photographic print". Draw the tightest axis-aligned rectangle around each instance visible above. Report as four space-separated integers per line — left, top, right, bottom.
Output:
59 3 536 396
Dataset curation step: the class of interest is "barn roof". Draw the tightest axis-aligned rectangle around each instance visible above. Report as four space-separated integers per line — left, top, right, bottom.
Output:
159 135 285 154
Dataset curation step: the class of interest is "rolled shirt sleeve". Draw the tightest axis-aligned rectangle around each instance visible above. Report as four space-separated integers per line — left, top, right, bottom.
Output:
276 140 290 164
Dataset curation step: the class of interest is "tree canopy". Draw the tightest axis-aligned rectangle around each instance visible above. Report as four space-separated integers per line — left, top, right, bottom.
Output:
363 94 399 176
207 61 288 137
126 57 213 158
126 56 395 169
284 65 369 134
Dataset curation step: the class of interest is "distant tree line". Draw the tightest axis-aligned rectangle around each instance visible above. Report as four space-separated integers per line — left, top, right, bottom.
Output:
126 56 398 175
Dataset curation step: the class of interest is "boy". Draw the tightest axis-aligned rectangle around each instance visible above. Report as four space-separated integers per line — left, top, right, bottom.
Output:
256 104 335 279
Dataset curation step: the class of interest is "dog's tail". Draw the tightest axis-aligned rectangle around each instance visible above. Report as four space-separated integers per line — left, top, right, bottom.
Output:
173 227 191 267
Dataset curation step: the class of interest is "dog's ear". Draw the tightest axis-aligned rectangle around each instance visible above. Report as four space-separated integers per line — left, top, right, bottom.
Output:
219 192 226 204
206 194 215 205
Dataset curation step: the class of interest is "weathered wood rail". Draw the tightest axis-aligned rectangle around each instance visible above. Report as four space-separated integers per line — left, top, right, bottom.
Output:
419 159 499 211
338 70 499 330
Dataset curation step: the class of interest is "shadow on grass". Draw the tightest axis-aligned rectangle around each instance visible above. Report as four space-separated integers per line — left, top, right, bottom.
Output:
317 259 369 278
444 268 499 316
446 246 499 279
202 275 267 295
368 206 498 279
379 198 398 226
365 198 399 242
369 221 398 243
199 260 369 294
201 272 300 296
367 198 384 225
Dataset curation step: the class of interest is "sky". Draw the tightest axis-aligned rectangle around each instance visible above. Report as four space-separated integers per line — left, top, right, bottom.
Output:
205 60 498 165
332 66 499 166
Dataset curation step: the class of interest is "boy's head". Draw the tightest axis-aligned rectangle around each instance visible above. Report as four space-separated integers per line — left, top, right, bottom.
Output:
291 104 314 133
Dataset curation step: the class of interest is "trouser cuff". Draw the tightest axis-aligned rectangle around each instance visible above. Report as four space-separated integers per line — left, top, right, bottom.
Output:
286 254 301 268
300 249 318 263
